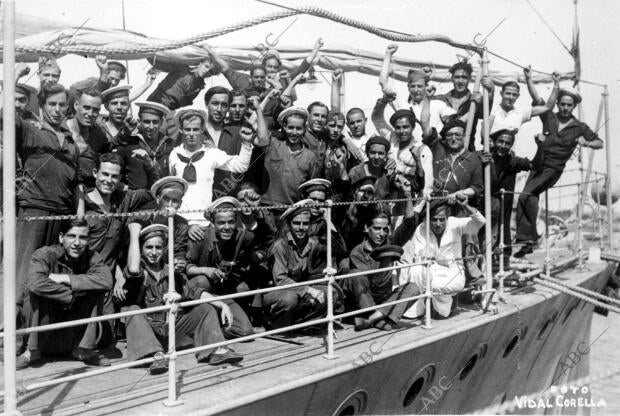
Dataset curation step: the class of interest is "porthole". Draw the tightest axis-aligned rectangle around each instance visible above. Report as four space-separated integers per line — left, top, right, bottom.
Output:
331 390 367 416
402 377 425 408
400 363 436 409
562 300 580 324
459 354 478 380
503 335 519 358
537 311 558 340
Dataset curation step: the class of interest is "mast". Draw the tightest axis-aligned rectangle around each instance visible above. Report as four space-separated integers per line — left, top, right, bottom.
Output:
2 1 19 414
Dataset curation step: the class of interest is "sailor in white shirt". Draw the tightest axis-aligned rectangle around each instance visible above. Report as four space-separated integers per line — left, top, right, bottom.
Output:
490 70 560 136
345 108 377 161
168 109 253 226
400 196 485 318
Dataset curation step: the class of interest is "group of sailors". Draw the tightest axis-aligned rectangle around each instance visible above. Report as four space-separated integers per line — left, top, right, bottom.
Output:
1 39 603 375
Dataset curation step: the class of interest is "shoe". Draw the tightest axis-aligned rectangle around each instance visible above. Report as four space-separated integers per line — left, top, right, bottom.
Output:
71 347 111 366
354 317 370 331
148 355 169 375
16 349 41 370
204 348 243 365
99 346 123 359
513 244 534 258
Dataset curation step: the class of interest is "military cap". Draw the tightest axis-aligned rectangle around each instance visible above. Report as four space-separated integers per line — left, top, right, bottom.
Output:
175 108 207 127
151 176 188 199
389 109 417 127
277 106 309 126
139 224 168 241
101 85 132 103
298 178 332 197
370 245 404 262
135 101 171 118
280 199 314 223
205 196 241 219
558 87 582 105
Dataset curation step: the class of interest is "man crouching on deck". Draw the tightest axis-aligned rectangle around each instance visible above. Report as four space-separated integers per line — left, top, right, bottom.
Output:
122 224 243 375
18 219 113 369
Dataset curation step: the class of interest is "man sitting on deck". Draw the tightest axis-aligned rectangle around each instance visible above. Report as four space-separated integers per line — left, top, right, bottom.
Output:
263 200 344 329
18 219 113 369
401 196 486 318
123 224 243 375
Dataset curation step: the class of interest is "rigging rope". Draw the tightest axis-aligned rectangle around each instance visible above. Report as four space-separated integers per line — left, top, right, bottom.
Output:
524 0 573 56
0 6 480 56
537 274 620 307
533 276 620 314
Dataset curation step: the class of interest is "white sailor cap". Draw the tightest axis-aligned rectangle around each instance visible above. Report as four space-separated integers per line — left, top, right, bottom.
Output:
280 199 314 223
205 196 241 219
139 224 168 241
298 178 332 196
175 108 208 127
135 101 171 118
276 106 309 127
150 176 189 198
101 85 132 102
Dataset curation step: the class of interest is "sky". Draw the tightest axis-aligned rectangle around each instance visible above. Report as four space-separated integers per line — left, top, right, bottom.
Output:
3 0 620 210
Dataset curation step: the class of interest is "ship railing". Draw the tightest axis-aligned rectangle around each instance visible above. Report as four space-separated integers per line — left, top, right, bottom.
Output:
2 178 613 409
494 175 610 301
2 197 451 407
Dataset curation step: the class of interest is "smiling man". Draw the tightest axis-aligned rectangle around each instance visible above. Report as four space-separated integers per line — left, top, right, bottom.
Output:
185 196 257 327
514 87 604 257
99 85 133 145
15 84 82 305
18 219 113 369
66 88 110 188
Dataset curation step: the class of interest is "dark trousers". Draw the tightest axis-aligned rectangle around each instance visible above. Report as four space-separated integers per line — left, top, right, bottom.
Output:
22 292 99 355
79 288 116 350
343 276 417 323
16 208 64 302
124 303 231 362
262 284 344 329
515 168 563 243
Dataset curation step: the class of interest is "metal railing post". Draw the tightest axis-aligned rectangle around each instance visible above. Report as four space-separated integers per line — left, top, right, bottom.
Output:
544 190 551 279
595 175 604 246
2 1 20 415
603 85 614 251
323 200 336 359
163 215 183 407
481 49 496 311
576 182 584 269
422 199 433 329
498 189 506 301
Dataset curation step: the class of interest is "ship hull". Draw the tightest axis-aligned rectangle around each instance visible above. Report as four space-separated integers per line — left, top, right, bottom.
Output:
220 263 612 416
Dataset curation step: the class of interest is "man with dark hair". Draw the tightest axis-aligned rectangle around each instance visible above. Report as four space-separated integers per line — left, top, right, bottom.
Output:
123 223 244 373
111 101 171 189
344 199 421 331
17 219 113 369
147 57 215 111
345 108 377 160
347 136 395 200
514 87 604 257
15 84 81 302
401 196 485 318
490 69 560 138
228 90 248 126
99 85 133 145
185 197 257 324
434 60 494 150
263 200 344 329
81 152 156 352
479 129 532 267
66 88 110 188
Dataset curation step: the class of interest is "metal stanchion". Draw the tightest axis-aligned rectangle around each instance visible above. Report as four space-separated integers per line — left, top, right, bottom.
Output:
163 215 183 407
498 189 506 301
603 86 614 251
423 199 433 329
595 176 604 246
576 182 584 269
2 1 21 415
481 49 496 311
544 190 551 279
323 200 337 359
